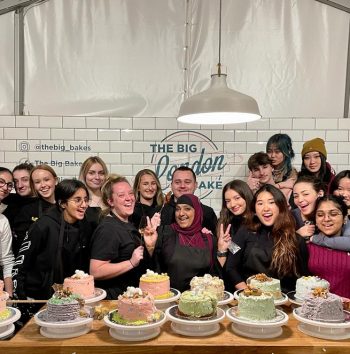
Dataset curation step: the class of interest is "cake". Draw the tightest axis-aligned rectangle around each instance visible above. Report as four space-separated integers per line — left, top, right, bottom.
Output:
0 280 10 320
300 288 345 322
247 273 282 299
178 290 217 318
190 274 225 300
295 276 330 300
46 286 82 322
112 287 160 325
139 269 172 299
237 287 276 321
63 270 95 299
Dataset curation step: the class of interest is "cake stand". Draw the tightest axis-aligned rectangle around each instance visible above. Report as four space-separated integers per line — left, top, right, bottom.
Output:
286 291 303 306
0 307 21 339
154 288 181 311
34 309 93 338
234 289 289 306
226 306 289 339
217 291 234 310
165 305 225 337
84 288 107 305
104 310 167 341
293 307 350 340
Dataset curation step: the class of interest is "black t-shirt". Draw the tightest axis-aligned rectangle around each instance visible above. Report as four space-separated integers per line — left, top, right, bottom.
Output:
90 215 149 299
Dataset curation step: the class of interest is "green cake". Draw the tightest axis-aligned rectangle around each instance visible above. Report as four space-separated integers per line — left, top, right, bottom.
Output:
248 273 282 299
238 287 276 321
178 290 218 318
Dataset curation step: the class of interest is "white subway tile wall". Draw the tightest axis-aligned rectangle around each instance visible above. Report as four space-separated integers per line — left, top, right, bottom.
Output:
0 115 348 214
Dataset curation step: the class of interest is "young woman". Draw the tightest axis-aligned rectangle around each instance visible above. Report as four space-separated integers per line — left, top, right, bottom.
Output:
0 167 15 296
299 138 335 193
79 156 109 228
144 194 221 292
330 170 350 217
308 195 350 298
225 184 308 293
13 164 58 250
15 179 92 299
131 169 164 230
266 134 298 204
89 176 151 299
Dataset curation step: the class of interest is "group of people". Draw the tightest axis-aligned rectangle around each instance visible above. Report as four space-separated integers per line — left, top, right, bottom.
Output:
0 134 349 301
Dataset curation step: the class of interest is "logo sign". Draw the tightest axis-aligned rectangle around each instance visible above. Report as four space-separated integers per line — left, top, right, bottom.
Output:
150 130 226 199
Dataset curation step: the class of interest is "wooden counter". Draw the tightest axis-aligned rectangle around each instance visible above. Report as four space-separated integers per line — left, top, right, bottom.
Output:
2 301 350 354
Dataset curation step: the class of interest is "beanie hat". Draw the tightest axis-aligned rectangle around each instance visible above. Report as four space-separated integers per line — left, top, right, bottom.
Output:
301 138 327 159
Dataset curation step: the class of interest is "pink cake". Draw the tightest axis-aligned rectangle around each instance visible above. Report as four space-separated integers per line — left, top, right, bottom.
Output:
139 269 172 299
117 287 158 323
63 270 95 299
0 280 9 313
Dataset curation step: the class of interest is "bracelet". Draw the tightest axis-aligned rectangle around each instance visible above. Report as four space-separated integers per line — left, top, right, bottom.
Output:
217 250 228 257
129 260 135 268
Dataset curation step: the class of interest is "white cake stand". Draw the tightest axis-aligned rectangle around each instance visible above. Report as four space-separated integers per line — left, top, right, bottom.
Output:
286 291 303 306
154 288 181 310
84 288 107 305
0 307 21 339
234 289 288 306
226 306 289 339
104 310 167 341
218 291 234 307
166 305 225 337
293 307 350 340
34 309 93 338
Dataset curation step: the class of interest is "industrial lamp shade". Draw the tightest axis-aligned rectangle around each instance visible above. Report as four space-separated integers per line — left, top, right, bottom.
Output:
178 74 261 125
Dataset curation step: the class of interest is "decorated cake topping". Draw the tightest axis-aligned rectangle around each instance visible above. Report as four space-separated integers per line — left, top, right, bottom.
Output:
243 286 262 297
253 273 272 282
312 287 329 299
120 286 146 299
71 270 90 279
50 284 84 307
141 269 168 279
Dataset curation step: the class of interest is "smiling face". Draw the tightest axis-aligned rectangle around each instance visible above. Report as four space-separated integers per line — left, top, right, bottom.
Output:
293 182 323 219
255 191 280 227
303 152 322 174
0 171 13 202
13 169 32 197
31 169 57 203
334 177 350 208
85 163 106 191
108 181 135 221
138 173 157 203
316 200 345 236
224 188 247 216
175 203 195 229
171 170 197 199
251 164 274 185
266 144 284 169
62 188 89 224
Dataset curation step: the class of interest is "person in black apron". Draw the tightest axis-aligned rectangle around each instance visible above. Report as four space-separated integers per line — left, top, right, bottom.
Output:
14 179 92 300
90 176 151 299
144 193 221 292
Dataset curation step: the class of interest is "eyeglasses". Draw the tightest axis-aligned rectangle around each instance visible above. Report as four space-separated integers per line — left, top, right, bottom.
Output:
67 197 89 206
316 211 343 219
0 178 14 190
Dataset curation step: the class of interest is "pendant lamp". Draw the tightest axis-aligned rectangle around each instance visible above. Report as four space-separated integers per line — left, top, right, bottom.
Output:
178 0 261 125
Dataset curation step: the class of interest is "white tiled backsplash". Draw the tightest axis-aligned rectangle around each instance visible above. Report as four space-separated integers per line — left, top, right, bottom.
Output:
0 115 348 214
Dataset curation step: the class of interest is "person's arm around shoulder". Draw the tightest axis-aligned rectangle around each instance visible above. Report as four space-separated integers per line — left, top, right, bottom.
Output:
311 234 350 251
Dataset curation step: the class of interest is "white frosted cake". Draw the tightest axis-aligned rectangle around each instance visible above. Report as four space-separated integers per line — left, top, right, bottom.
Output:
248 273 282 299
190 274 225 300
295 276 330 300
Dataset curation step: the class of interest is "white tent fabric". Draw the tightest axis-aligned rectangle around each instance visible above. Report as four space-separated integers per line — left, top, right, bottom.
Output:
0 0 349 117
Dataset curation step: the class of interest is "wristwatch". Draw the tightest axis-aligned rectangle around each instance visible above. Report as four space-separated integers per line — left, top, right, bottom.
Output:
217 250 228 257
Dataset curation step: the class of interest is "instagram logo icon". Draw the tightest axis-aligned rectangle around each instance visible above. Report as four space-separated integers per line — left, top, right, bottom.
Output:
19 141 30 152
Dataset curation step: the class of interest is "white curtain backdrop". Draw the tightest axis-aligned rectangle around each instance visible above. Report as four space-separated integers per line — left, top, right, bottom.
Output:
0 0 348 117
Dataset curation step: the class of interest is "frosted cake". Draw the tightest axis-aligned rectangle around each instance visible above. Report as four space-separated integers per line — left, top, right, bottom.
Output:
190 274 225 300
295 276 330 300
63 270 95 299
139 269 172 299
178 290 217 318
248 273 282 299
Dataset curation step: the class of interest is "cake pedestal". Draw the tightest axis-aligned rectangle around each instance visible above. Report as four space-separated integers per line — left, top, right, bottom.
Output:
217 291 234 310
226 306 289 339
84 288 107 306
104 310 167 341
154 288 180 311
0 307 21 339
34 310 93 338
166 305 225 337
287 291 303 306
293 308 350 340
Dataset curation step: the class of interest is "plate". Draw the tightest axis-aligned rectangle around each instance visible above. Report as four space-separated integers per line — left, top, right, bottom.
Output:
226 306 288 339
0 307 21 328
0 324 15 339
218 291 234 306
154 288 181 305
104 310 167 342
34 309 93 328
293 308 350 340
166 305 225 337
234 289 289 306
287 291 302 306
84 288 107 304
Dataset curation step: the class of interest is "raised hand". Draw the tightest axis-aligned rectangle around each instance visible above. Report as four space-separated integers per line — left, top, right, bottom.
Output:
143 216 158 250
130 245 144 267
218 223 232 252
